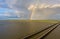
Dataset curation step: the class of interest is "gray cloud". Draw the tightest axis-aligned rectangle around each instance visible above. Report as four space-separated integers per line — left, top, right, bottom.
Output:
0 0 60 20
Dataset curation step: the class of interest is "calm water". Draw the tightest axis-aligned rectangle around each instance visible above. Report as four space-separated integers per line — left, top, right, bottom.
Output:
0 20 54 39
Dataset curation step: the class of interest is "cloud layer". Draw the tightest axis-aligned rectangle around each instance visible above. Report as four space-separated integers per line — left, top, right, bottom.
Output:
0 0 60 20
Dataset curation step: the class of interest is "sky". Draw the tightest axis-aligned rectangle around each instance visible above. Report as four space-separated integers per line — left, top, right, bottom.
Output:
0 0 60 20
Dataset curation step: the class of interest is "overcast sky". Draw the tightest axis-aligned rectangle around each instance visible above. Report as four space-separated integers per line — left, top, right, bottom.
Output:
0 0 60 20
